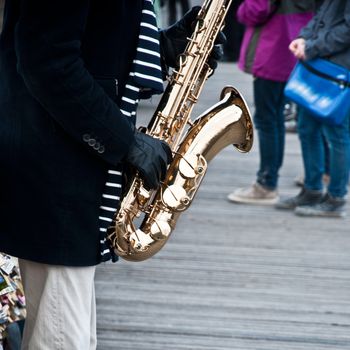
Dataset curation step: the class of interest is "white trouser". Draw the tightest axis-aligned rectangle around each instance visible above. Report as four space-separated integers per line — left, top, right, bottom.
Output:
18 259 97 350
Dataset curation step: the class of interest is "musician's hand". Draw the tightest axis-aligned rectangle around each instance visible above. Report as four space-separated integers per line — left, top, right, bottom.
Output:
126 131 172 189
160 6 226 70
160 6 200 69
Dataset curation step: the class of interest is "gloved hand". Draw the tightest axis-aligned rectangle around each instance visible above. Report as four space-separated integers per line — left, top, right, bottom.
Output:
160 6 226 70
125 131 172 189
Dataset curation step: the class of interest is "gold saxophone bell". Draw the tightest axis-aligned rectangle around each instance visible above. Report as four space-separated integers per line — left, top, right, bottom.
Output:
107 0 254 261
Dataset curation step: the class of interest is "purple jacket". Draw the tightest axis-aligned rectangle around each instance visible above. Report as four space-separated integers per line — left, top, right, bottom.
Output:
237 0 314 82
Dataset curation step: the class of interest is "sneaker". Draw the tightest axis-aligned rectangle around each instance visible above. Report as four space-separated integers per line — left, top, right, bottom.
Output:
294 193 346 218
227 183 279 205
275 188 323 210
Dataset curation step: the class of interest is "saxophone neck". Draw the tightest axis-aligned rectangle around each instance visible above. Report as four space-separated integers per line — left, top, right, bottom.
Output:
182 86 253 162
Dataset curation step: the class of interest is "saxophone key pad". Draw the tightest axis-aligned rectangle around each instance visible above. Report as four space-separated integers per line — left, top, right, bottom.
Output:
162 185 189 210
179 154 199 179
150 221 171 240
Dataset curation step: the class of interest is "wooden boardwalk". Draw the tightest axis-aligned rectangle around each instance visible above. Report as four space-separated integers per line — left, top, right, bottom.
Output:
95 63 350 350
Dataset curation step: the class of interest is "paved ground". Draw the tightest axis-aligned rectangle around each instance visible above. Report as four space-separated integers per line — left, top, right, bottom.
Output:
95 62 350 350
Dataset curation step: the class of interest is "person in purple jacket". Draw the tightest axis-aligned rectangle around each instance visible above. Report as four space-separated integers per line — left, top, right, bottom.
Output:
227 0 315 205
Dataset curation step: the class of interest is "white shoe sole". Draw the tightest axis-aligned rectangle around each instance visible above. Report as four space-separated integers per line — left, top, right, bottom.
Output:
227 193 279 205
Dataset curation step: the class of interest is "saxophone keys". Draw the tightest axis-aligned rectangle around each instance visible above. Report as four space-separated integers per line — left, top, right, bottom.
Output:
139 186 151 199
179 154 206 179
179 154 197 178
178 54 187 68
130 229 154 251
150 221 171 240
162 185 190 210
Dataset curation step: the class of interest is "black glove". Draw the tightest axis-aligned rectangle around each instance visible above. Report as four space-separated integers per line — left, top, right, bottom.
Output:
160 6 226 70
126 131 172 189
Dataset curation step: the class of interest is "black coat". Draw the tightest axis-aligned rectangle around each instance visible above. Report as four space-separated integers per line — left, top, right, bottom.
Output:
300 0 350 69
0 0 144 266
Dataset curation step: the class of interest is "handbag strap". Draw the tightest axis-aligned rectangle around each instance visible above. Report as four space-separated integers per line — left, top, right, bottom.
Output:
300 60 350 88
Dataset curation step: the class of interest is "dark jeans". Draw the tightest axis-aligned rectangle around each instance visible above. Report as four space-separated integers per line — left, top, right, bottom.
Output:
222 0 244 62
253 78 286 190
298 108 350 198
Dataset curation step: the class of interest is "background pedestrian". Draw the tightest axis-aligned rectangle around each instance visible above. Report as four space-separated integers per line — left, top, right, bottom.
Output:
227 0 315 205
277 0 350 218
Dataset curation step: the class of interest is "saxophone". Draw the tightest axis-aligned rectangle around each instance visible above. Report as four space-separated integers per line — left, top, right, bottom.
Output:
107 0 253 261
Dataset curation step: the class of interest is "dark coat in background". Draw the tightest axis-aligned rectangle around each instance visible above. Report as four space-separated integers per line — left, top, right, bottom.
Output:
0 0 143 266
300 0 350 69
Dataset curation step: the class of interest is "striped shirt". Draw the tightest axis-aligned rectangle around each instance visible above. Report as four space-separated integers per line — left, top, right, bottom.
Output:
98 0 164 262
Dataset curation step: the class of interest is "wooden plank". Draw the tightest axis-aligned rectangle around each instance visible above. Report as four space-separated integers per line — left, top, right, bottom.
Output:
96 63 350 350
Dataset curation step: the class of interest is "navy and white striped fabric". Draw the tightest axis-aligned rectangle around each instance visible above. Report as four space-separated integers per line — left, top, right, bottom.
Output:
98 0 164 262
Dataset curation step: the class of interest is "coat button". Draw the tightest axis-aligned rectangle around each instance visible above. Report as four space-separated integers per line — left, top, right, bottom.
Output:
88 139 96 147
98 145 105 154
83 133 90 142
93 142 100 150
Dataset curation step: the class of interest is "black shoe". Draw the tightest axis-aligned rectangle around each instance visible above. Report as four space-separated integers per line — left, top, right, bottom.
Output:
275 188 323 210
295 193 346 218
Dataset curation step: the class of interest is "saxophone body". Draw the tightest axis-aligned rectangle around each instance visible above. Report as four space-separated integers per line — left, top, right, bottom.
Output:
107 0 253 261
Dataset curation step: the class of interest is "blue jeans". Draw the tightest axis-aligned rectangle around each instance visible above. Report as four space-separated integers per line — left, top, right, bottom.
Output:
298 108 350 198
253 78 286 190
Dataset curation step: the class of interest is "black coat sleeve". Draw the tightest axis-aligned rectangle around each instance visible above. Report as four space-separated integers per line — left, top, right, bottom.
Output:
302 2 350 60
14 0 135 166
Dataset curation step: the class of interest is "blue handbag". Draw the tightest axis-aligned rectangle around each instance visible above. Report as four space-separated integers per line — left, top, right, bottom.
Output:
284 58 350 125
